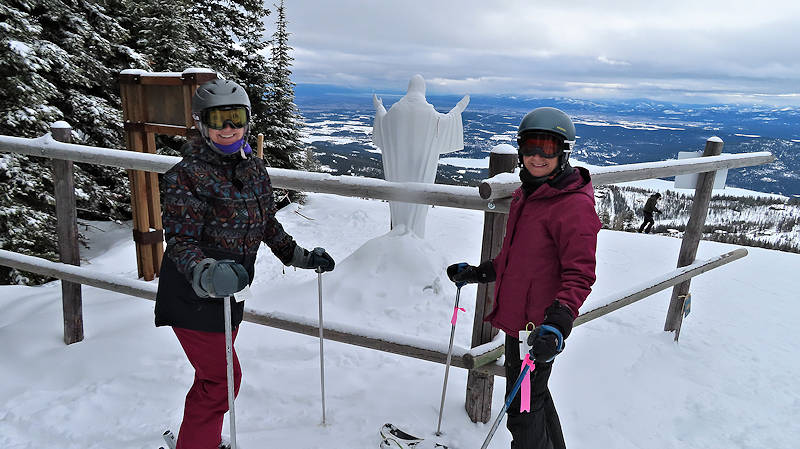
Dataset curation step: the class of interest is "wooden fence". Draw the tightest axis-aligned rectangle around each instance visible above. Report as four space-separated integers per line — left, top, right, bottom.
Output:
0 124 775 423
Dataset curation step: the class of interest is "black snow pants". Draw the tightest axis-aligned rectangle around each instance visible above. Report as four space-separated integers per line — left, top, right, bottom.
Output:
638 211 655 233
504 334 566 449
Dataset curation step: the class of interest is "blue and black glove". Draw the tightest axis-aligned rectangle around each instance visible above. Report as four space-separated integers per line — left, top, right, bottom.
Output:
527 300 574 362
290 246 335 272
191 258 250 298
446 260 496 285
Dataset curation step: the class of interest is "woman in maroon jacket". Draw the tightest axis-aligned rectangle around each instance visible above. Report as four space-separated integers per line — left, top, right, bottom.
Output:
448 107 601 449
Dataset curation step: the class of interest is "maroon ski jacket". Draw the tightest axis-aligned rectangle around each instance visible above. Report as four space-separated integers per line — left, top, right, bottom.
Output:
485 167 601 335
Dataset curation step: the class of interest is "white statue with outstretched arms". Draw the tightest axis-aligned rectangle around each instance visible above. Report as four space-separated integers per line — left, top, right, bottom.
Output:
372 74 469 238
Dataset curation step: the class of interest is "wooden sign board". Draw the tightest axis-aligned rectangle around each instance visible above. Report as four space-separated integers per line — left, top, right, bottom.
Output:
118 68 218 280
119 69 218 130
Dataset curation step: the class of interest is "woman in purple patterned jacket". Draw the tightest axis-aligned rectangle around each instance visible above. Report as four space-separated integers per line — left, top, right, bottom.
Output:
448 108 601 449
155 79 334 449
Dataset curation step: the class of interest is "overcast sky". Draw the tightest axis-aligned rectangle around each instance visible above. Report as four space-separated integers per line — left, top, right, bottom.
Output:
278 0 800 106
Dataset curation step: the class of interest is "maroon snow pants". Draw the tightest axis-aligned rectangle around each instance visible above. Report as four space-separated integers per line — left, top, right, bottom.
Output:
173 326 242 449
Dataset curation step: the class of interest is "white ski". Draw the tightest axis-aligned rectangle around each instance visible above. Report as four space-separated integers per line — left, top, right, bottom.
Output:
380 423 448 449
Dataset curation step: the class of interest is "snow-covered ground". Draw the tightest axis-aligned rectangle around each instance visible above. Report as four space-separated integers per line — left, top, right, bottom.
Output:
1 191 798 448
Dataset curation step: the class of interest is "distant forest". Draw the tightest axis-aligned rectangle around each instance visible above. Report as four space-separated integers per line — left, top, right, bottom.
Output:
595 185 800 253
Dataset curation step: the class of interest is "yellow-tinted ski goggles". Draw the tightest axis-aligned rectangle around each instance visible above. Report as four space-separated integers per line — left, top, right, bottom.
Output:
202 106 249 130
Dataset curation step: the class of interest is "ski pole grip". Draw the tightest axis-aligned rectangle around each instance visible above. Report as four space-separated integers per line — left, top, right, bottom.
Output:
539 324 564 351
531 324 564 363
455 262 468 288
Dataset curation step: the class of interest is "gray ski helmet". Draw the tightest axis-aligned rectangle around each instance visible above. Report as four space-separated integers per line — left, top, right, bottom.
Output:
191 79 251 155
191 79 251 116
517 107 576 143
516 107 576 176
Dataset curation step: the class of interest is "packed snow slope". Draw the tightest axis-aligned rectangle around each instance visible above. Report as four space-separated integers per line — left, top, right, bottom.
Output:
1 191 798 448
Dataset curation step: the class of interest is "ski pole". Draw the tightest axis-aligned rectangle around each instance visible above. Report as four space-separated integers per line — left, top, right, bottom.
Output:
317 268 327 425
223 295 238 449
479 362 532 449
435 278 465 436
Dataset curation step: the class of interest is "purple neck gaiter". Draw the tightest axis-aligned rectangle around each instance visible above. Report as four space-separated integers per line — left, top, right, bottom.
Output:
214 139 252 155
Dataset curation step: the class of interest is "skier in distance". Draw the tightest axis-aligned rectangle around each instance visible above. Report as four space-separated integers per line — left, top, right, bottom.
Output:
638 192 662 234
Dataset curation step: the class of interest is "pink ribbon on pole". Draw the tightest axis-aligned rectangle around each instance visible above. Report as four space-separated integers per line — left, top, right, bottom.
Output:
451 307 466 326
519 353 536 412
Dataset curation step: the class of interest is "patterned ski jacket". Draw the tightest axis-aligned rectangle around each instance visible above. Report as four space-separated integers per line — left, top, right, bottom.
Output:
154 139 297 332
485 167 601 335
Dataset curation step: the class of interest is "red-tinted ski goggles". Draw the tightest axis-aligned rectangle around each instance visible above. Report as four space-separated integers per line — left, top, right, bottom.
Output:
202 106 249 130
518 133 566 159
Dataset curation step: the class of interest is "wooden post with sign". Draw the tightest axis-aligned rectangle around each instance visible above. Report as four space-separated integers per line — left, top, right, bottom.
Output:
664 137 724 331
465 145 518 423
118 69 217 280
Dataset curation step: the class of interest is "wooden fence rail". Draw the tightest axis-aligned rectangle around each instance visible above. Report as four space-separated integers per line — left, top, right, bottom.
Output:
479 151 776 200
0 134 490 212
0 246 748 378
0 248 502 374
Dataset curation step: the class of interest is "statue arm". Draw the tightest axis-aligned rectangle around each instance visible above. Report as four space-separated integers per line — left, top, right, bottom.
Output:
436 95 469 154
448 94 470 115
372 94 387 149
373 94 387 117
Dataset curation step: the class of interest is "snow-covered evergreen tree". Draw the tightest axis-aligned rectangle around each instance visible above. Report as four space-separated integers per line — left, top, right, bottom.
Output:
124 0 196 71
261 0 307 171
227 0 273 159
1 0 311 284
0 0 143 284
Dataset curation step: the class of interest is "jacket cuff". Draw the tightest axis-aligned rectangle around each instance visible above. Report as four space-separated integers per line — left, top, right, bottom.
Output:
477 260 497 283
543 300 575 339
288 244 307 267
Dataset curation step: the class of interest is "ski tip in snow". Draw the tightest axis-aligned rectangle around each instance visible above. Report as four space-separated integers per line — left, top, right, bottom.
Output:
380 423 448 449
162 429 177 449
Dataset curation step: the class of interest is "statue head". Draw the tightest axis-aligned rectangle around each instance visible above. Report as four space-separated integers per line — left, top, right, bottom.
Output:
406 74 426 99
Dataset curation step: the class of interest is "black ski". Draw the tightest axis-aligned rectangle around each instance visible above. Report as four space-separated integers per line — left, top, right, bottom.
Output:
380 423 448 449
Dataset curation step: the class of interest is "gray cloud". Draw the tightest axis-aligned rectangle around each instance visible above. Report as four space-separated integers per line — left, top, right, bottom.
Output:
276 0 800 105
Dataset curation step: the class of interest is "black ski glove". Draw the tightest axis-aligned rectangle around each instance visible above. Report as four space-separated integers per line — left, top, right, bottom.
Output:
290 245 335 272
527 300 575 362
446 260 496 284
191 258 250 298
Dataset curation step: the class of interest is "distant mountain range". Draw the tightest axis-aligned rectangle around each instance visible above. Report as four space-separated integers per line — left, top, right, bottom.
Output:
294 84 800 197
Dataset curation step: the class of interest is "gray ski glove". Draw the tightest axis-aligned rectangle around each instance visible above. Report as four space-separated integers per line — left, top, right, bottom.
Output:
191 258 249 298
290 246 335 272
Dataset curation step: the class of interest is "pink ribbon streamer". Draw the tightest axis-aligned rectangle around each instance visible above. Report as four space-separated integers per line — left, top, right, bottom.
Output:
451 307 466 326
520 353 536 412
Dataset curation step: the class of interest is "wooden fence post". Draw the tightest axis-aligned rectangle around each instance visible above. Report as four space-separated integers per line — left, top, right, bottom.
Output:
50 122 83 345
465 145 517 423
664 137 724 333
